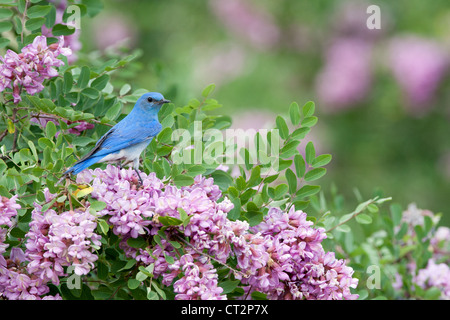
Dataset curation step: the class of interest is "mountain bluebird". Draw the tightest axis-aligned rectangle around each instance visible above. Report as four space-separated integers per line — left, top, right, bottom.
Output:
63 92 170 183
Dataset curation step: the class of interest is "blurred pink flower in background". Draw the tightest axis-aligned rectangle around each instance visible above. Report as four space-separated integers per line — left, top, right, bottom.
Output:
387 35 449 114
42 0 82 63
332 0 385 40
315 38 373 111
91 13 137 51
193 44 247 87
209 0 280 50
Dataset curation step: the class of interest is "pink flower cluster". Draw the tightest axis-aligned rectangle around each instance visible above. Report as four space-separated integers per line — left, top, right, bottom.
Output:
78 165 359 300
25 191 101 284
0 247 61 300
247 207 358 300
0 195 20 230
0 195 61 300
414 259 450 300
173 254 225 300
0 35 72 103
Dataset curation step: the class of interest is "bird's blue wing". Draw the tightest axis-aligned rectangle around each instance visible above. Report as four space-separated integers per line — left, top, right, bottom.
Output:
87 120 162 159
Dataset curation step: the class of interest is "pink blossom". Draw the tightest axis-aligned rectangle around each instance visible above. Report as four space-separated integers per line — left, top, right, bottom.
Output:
77 165 359 300
315 38 373 111
414 259 450 299
25 195 101 285
0 36 72 103
0 195 20 228
209 0 280 50
388 35 449 113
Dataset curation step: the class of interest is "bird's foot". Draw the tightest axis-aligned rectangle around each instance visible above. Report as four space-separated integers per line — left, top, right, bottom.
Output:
135 169 144 185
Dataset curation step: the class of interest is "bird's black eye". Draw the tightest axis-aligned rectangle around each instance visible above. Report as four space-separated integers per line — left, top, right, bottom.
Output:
147 97 154 103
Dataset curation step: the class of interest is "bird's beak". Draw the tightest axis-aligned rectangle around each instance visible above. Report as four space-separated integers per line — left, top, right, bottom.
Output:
160 99 171 104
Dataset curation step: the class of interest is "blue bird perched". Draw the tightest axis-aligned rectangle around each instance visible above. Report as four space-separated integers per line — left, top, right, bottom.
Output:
62 92 170 184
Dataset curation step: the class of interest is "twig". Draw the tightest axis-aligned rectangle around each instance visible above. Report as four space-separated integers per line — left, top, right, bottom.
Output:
30 112 114 127
0 129 8 143
325 197 391 233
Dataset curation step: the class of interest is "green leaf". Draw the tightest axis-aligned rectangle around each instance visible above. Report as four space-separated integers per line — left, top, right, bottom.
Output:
228 198 241 220
246 210 263 227
276 116 289 140
81 87 100 99
302 101 315 117
78 66 90 88
202 83 216 97
290 127 310 140
296 185 320 199
247 165 261 188
27 5 52 18
25 17 46 31
219 280 240 294
127 237 147 249
311 154 332 168
186 165 206 177
424 287 442 300
127 279 141 290
280 140 300 158
294 154 306 177
289 102 301 126
251 291 268 300
0 20 12 33
305 141 315 164
0 38 10 48
336 224 351 233
210 170 233 191
120 83 131 96
104 102 122 121
52 23 76 36
151 281 166 300
117 259 137 272
304 168 326 182
173 175 194 187
146 289 158 300
157 127 173 144
45 120 57 139
7 119 14 134
164 252 175 264
97 219 109 235
97 261 108 280
355 213 373 224
158 216 183 226
89 200 106 211
91 74 110 91
0 8 13 19
18 0 26 13
285 168 297 194
301 116 318 128
390 203 403 226
273 183 288 200
38 137 54 149
63 72 73 93
396 222 408 240
27 141 38 162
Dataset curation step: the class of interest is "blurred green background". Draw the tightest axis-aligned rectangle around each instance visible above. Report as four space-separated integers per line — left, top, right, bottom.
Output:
80 0 450 225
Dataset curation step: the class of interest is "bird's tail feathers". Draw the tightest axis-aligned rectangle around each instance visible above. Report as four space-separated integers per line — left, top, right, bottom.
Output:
58 156 103 185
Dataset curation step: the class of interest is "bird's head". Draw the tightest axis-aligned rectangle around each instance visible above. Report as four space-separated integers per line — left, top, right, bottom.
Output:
136 92 171 115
